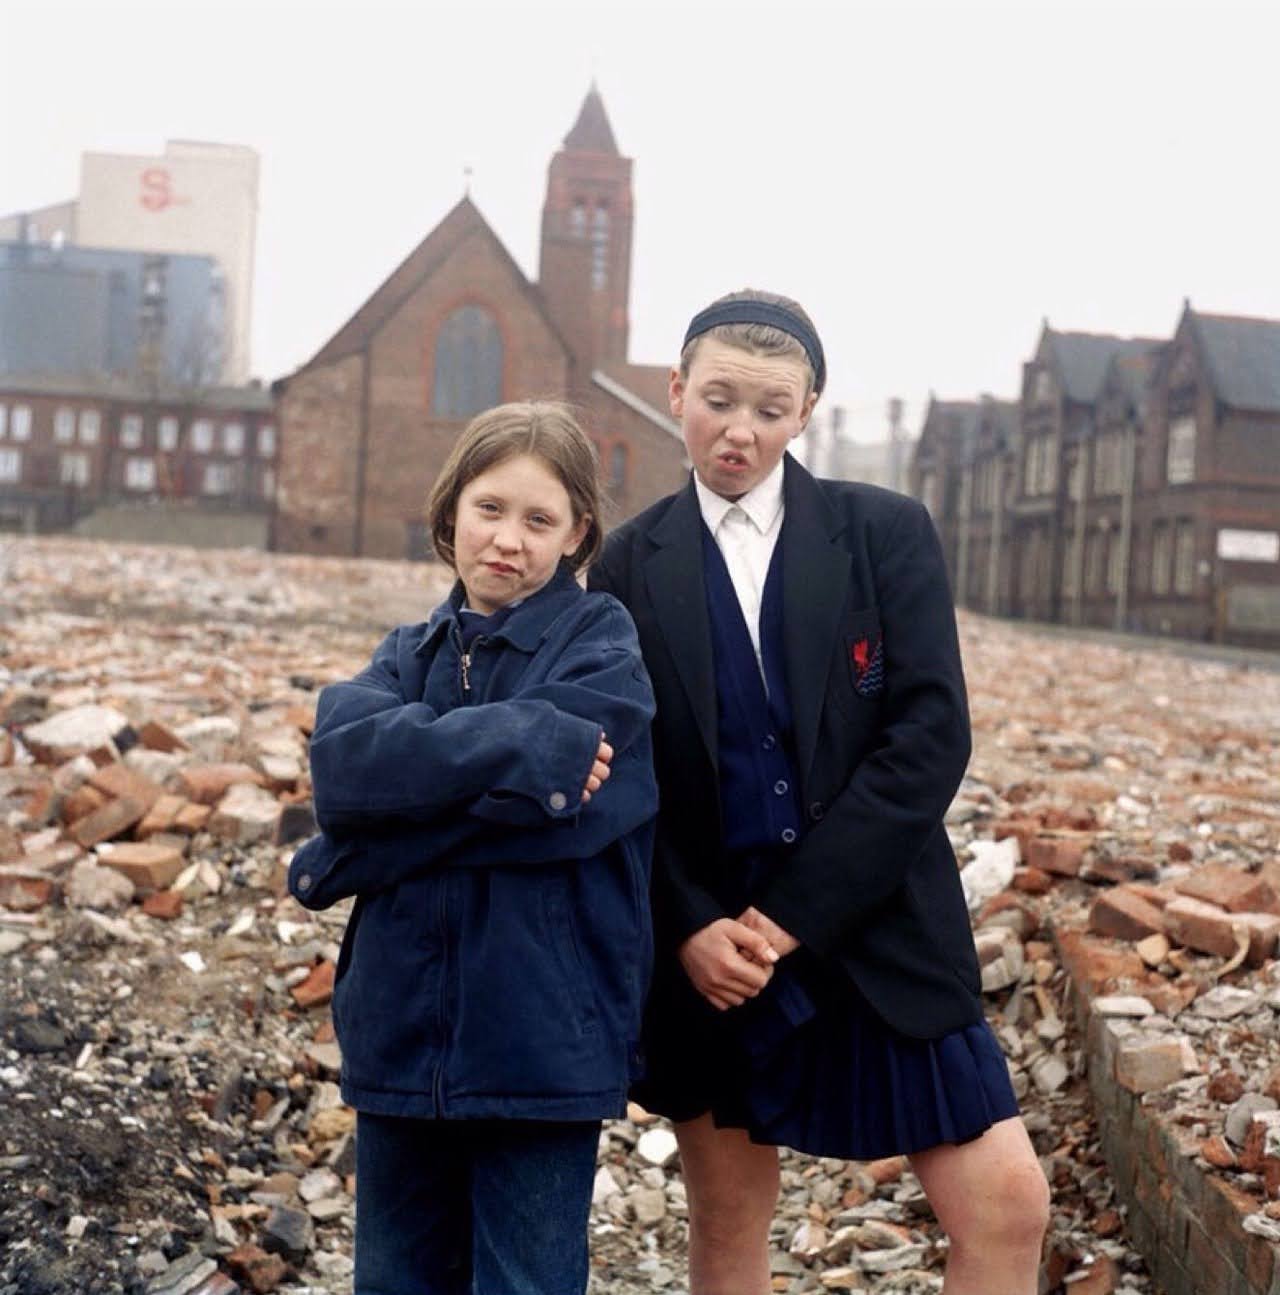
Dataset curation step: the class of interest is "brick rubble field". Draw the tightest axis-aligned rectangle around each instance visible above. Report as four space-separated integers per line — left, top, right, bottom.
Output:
2 537 1280 1295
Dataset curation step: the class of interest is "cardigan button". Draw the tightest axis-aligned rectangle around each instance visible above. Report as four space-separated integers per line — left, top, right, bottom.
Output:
773 779 789 796
808 802 825 822
780 828 797 844
296 873 312 892
761 734 777 751
548 791 568 812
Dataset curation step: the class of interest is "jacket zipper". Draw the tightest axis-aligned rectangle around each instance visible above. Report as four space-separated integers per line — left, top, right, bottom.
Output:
434 874 448 1117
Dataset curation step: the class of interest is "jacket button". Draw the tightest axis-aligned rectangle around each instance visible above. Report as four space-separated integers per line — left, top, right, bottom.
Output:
548 791 567 812
809 802 825 822
773 779 788 796
296 873 312 892
762 734 777 751
780 828 797 844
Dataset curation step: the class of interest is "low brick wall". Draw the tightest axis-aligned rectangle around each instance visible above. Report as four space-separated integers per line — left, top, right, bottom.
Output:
1055 925 1280 1295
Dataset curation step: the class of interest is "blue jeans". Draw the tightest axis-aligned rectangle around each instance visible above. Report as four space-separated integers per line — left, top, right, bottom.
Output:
354 1113 601 1295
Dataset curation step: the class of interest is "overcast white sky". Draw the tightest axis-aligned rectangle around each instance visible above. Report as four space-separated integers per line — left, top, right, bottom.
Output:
4 0 1278 441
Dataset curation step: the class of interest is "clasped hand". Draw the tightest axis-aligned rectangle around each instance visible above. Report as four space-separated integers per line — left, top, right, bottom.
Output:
677 907 800 1012
581 734 613 803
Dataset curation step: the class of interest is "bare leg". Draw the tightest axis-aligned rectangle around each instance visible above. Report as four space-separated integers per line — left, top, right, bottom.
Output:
909 1116 1050 1295
675 1113 779 1295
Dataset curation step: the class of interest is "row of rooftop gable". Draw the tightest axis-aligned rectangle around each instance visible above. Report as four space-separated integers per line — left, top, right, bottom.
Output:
909 301 1280 650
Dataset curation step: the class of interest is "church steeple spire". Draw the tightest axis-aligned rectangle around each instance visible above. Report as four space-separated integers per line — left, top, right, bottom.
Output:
563 82 619 155
539 84 634 389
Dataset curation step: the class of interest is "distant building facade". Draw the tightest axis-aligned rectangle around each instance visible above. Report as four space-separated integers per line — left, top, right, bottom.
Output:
0 242 224 386
0 140 258 384
274 88 687 559
909 305 1280 650
0 374 275 536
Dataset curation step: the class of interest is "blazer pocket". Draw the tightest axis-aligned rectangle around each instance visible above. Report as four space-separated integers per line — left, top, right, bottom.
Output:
845 608 885 699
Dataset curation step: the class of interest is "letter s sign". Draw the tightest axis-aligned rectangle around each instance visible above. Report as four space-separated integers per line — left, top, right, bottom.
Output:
140 168 174 212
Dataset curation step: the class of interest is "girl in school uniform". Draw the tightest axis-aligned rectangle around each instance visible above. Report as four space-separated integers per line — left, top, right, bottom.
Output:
590 291 1050 1295
289 401 657 1295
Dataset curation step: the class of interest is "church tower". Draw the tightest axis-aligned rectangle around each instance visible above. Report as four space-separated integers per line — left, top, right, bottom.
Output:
538 85 634 390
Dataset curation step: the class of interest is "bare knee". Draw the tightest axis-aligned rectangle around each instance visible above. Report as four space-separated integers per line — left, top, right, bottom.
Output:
954 1158 1050 1252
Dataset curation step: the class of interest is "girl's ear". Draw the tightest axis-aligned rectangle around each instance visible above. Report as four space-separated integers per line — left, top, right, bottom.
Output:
563 514 591 557
796 389 820 434
668 366 686 419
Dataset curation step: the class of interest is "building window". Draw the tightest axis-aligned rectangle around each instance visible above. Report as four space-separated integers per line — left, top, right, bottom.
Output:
1167 416 1196 484
609 442 628 493
202 462 236 495
1173 520 1195 594
191 419 215 453
1034 370 1055 404
54 407 75 443
222 422 245 455
59 452 91 486
125 457 157 492
158 416 179 451
591 204 610 291
79 409 101 444
1061 534 1077 598
0 449 22 483
121 414 144 449
1084 529 1104 595
1151 522 1172 594
431 305 503 419
1105 530 1124 595
11 406 32 442
258 424 276 457
570 201 587 237
1023 435 1056 497
1093 432 1123 495
262 467 276 500
1066 453 1084 503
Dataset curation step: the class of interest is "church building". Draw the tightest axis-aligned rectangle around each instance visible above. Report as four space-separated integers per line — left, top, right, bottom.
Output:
273 87 688 559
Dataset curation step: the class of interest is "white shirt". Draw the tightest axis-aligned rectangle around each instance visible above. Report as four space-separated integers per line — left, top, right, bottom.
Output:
694 460 785 680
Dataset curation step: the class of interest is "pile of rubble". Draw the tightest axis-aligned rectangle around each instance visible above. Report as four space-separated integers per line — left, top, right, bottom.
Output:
1 536 1278 1294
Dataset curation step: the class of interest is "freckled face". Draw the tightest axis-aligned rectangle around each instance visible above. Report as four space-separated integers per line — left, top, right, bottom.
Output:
670 338 818 500
451 453 588 614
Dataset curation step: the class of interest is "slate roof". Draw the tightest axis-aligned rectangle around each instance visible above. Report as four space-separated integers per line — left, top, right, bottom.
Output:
1047 330 1163 403
297 196 569 374
563 84 619 155
1190 311 1280 413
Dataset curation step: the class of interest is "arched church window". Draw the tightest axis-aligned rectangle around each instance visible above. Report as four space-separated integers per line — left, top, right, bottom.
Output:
591 204 610 291
570 201 587 238
608 441 628 492
431 306 503 419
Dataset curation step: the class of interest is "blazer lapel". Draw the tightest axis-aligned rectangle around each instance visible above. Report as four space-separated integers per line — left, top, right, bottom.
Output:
781 454 851 782
644 480 718 773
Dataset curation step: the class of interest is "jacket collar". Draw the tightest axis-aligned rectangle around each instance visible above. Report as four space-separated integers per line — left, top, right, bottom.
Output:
413 561 582 656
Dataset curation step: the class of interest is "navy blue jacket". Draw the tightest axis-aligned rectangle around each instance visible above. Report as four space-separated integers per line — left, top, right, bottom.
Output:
287 564 658 1120
590 456 982 1041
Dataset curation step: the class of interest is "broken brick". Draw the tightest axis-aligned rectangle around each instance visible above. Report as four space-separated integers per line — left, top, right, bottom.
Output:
96 841 185 894
172 802 213 834
180 762 267 805
137 719 191 753
69 796 146 848
136 793 188 838
1115 1034 1187 1094
1026 835 1091 877
1088 887 1166 943
140 889 185 920
86 762 164 814
1175 865 1280 916
291 961 336 1009
1164 896 1244 960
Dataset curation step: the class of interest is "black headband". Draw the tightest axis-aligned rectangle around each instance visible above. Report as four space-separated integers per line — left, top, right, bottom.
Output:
682 300 826 396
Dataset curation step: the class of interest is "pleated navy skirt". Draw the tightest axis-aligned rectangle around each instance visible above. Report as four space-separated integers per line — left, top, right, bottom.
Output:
634 946 1020 1161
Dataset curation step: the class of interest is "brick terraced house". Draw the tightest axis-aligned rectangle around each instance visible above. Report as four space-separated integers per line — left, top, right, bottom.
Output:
273 86 688 559
910 304 1280 650
0 374 276 541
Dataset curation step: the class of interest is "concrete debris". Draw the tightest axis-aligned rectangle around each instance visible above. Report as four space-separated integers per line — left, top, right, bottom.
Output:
7 537 1280 1293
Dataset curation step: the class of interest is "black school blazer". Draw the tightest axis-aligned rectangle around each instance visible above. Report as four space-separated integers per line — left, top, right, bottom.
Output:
588 454 984 1040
